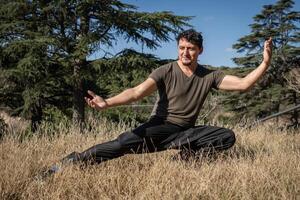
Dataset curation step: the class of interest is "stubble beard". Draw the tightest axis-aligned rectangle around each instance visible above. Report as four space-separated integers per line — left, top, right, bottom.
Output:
181 59 193 67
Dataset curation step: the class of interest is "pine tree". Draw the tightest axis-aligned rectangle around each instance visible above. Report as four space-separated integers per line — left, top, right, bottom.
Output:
229 0 300 126
0 0 191 130
0 1 73 130
233 0 300 69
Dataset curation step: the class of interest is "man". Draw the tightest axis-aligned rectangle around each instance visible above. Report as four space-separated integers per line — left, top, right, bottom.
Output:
48 29 272 173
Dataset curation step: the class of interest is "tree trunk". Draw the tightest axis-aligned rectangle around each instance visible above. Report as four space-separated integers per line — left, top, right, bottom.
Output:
72 14 89 130
30 100 43 132
73 62 85 129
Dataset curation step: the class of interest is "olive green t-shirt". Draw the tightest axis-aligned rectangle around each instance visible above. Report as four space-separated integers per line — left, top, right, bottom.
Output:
149 61 225 127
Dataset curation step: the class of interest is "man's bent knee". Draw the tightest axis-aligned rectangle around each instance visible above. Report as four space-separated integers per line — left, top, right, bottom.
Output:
222 128 236 149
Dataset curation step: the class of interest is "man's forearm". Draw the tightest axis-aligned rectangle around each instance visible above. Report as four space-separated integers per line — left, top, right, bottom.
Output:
99 78 156 109
242 37 272 90
105 88 138 108
242 61 270 90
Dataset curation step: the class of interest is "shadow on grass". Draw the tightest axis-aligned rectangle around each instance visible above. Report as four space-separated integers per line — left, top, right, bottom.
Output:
169 144 270 164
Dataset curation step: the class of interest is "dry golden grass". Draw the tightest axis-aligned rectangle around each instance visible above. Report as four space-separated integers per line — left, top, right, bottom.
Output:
0 118 299 200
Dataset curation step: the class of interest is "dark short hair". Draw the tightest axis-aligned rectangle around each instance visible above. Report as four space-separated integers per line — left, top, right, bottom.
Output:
176 29 203 49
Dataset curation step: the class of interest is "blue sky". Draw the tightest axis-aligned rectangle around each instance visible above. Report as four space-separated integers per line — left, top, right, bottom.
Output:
90 0 300 67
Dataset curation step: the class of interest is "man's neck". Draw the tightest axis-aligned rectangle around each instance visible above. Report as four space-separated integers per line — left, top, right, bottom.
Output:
177 61 198 75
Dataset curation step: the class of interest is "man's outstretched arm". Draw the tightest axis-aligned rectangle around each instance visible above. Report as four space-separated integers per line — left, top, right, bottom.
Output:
218 38 272 91
85 78 157 111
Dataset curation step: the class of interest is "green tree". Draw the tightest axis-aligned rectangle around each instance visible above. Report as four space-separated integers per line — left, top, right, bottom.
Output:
233 0 300 68
229 0 300 126
0 0 191 130
0 1 73 130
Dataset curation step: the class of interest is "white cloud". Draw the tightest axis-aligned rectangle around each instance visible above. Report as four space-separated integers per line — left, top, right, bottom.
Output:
225 47 234 52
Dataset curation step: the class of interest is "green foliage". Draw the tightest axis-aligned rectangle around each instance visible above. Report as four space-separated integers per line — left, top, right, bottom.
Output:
92 49 164 94
233 0 300 67
90 49 171 124
0 0 191 129
99 107 150 126
229 0 300 125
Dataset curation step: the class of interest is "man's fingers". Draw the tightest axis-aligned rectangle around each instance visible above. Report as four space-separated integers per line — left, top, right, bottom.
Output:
87 90 97 98
268 37 272 42
266 37 272 46
84 97 92 106
264 40 272 52
85 97 102 110
85 92 106 110
85 97 95 107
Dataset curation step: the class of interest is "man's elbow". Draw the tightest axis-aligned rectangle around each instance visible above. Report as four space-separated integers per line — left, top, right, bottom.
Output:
121 88 139 102
239 81 253 92
131 88 143 101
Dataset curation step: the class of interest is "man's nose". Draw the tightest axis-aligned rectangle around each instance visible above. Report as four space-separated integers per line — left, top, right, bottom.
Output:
183 48 189 55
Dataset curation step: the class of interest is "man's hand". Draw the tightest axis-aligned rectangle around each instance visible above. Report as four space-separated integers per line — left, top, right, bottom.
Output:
263 37 272 65
84 90 108 111
218 37 273 91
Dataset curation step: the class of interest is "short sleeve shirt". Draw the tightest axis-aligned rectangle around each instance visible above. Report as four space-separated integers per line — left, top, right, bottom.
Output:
149 61 225 127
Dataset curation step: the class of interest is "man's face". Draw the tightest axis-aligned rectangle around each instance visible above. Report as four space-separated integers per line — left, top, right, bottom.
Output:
178 38 203 66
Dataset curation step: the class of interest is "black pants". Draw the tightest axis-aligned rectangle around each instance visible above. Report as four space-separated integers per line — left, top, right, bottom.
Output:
64 117 236 164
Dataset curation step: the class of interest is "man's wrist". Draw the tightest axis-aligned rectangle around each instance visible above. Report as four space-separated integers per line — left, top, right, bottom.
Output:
104 98 111 108
262 60 271 66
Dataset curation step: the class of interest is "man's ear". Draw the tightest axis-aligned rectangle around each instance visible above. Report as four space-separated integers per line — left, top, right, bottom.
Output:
199 47 203 55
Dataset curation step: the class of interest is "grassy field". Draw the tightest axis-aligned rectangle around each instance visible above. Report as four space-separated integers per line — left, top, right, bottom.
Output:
0 118 299 200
